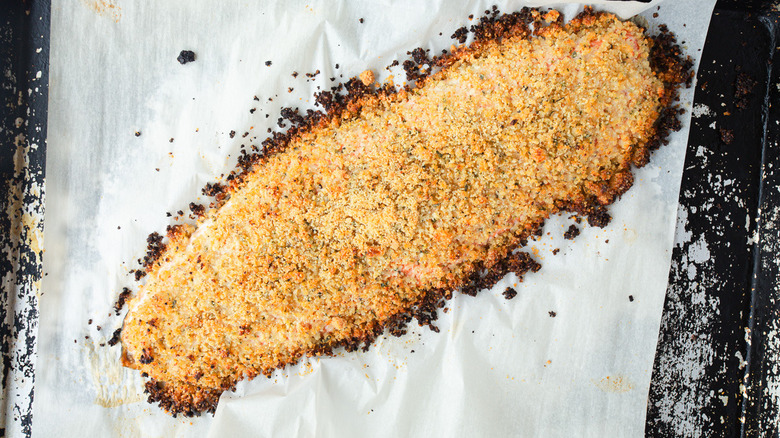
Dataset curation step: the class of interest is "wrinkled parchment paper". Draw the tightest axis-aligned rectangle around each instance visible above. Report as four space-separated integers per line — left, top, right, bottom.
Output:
34 1 715 436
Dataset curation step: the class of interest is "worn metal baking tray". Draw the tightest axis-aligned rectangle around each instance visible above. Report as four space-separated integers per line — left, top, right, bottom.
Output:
2 1 779 436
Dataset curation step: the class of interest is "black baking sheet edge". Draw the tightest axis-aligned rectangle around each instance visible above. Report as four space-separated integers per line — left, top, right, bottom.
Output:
646 2 780 437
743 8 780 437
5 1 780 437
0 1 51 437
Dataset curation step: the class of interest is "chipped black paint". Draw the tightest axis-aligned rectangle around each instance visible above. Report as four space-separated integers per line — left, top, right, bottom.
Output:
742 8 780 436
646 3 780 436
3 0 780 435
0 2 51 437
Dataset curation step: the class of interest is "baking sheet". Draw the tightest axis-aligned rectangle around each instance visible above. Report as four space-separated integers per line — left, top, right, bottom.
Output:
33 0 714 436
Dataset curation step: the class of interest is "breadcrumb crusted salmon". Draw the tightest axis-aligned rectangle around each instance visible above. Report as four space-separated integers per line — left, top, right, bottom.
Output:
117 8 692 415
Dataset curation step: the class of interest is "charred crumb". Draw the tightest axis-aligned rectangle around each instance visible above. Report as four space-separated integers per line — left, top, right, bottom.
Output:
359 18 364 24
402 48 432 82
461 250 541 297
97 325 102 331
305 70 321 78
134 270 146 281
166 224 185 237
629 295 634 302
250 108 256 114
734 71 756 109
114 287 132 315
202 182 226 198
548 311 556 317
586 206 611 228
387 313 413 337
563 224 580 240
169 138 174 143
452 26 469 44
139 349 154 364
88 319 92 325
107 328 122 346
134 131 141 137
229 130 236 138
189 202 206 217
144 379 220 417
253 95 260 101
280 107 305 127
177 50 196 64
502 287 518 300
292 71 299 78
552 248 560 255
720 128 734 145
177 210 184 216
142 232 166 269
265 60 272 66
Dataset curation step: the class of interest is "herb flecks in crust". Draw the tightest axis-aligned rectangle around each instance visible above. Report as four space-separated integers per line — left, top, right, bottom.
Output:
118 7 692 416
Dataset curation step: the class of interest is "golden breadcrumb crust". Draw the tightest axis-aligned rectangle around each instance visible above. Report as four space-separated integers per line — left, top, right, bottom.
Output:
117 7 692 416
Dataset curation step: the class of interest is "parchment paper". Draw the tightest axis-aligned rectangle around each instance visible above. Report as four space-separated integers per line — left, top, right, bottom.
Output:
34 1 715 436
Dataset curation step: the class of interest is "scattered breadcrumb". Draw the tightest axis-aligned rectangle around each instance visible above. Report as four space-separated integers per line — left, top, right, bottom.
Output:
359 70 375 86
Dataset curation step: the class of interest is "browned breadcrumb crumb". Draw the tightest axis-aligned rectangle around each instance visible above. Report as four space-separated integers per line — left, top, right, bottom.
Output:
359 70 375 86
119 7 692 417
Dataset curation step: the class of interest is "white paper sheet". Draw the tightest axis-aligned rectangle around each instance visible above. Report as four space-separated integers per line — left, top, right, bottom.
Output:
34 1 715 436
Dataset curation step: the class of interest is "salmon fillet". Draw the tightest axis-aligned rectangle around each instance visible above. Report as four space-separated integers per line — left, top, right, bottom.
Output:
117 8 692 415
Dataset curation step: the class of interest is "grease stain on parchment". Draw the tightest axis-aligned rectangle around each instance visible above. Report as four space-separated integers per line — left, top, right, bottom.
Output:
79 0 122 22
85 341 145 408
593 375 633 393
